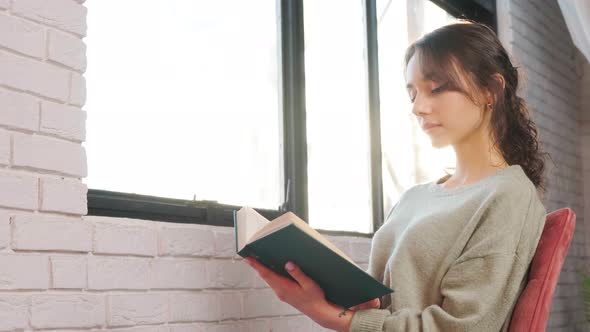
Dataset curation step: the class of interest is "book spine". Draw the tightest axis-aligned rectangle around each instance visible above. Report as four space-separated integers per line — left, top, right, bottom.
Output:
237 243 254 259
233 210 238 254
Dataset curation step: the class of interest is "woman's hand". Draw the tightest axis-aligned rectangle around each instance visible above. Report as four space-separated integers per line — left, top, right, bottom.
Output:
243 257 354 331
349 298 381 311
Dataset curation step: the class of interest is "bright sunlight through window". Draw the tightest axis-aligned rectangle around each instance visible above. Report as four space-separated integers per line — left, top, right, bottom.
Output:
85 1 282 210
378 0 456 223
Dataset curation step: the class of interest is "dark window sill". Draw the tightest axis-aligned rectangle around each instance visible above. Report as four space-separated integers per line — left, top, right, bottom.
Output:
87 189 374 238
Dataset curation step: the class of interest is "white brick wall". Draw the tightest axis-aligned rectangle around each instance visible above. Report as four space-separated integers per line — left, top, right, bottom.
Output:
0 207 361 330
0 0 586 331
498 0 590 331
0 50 70 101
40 101 86 142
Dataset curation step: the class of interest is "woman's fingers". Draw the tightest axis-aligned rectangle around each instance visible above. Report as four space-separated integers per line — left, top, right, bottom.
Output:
284 261 318 290
349 298 380 311
244 257 291 290
369 298 380 307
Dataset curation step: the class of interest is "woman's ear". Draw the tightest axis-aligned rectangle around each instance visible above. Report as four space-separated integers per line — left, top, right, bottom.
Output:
492 73 506 91
485 73 506 106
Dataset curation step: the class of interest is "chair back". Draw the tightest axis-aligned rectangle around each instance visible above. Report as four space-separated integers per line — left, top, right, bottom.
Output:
508 208 576 332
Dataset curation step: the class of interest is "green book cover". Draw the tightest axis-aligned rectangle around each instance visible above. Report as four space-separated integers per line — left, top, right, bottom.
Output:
234 208 394 309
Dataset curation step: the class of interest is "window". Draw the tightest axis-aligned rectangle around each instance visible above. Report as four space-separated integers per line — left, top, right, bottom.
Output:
86 1 283 224
304 0 373 233
378 0 458 216
87 0 496 234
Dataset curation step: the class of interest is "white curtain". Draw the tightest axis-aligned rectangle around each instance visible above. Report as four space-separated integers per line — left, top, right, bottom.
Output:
557 0 590 62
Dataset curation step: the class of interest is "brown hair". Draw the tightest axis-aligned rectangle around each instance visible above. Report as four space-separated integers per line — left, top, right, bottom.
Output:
404 21 550 194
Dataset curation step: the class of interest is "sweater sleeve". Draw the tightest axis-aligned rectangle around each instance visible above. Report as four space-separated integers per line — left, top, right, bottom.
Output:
348 186 546 332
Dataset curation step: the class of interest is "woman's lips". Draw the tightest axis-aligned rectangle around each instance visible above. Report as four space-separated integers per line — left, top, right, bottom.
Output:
423 123 441 131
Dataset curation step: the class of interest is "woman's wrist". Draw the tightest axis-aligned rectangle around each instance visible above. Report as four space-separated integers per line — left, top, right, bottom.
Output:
313 301 354 332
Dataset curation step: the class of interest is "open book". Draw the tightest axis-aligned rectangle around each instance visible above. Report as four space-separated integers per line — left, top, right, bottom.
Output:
234 206 394 309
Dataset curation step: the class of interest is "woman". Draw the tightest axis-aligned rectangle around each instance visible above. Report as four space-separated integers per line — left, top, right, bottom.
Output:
244 21 549 332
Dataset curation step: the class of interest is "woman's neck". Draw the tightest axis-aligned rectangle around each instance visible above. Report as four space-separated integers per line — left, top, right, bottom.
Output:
443 132 508 189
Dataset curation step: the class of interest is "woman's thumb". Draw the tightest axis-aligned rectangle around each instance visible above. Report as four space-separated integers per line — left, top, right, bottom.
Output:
350 298 380 311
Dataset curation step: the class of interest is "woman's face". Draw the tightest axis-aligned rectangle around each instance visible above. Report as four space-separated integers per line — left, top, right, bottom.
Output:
405 53 488 149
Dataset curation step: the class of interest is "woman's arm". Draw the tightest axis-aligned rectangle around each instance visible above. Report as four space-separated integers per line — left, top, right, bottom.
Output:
348 186 546 331
349 253 530 331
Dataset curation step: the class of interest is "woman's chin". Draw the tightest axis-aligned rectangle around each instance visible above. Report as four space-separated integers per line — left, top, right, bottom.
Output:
430 138 450 149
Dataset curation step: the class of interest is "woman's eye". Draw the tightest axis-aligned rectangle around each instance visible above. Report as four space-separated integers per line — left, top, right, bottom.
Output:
431 82 448 94
408 82 447 103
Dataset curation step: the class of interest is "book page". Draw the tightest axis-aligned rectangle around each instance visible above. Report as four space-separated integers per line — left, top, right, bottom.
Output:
236 207 270 252
249 212 296 242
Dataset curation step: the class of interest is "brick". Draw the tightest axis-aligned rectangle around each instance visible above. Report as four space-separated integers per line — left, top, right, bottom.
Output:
39 178 88 215
50 255 86 289
151 258 207 289
0 50 69 101
40 101 86 141
108 293 167 327
248 320 271 332
0 129 9 165
31 294 104 329
0 170 37 210
47 29 86 71
12 214 92 252
218 291 242 320
213 227 239 258
312 320 334 331
0 13 44 58
207 321 249 332
159 225 215 256
40 176 87 214
169 292 219 322
181 323 246 332
169 324 208 332
207 259 256 288
242 288 299 318
12 0 87 36
0 211 8 249
111 327 170 332
90 216 158 257
547 311 571 327
69 72 86 106
0 254 49 289
0 294 29 331
271 316 313 331
13 132 87 177
88 256 150 290
324 235 353 258
349 239 371 264
169 322 248 332
0 88 38 131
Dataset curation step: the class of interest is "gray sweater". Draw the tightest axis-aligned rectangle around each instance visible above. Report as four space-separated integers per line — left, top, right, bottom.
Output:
349 164 547 331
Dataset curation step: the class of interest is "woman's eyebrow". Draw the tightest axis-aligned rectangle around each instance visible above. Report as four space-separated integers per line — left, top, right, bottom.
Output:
406 72 442 89
423 71 442 81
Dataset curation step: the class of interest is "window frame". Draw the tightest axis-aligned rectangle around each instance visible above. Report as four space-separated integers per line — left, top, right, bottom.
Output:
87 0 496 236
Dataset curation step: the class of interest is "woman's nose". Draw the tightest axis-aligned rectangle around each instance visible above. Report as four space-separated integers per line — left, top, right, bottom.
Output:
411 95 431 116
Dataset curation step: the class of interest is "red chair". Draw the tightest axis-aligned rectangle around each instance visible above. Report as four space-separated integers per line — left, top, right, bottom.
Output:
508 208 576 332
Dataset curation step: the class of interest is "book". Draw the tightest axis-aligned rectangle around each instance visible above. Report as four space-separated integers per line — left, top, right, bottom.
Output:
234 206 394 309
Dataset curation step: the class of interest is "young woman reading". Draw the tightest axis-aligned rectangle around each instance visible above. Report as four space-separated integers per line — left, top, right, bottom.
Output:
244 21 549 332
